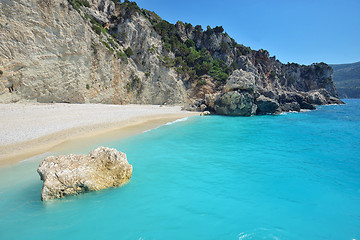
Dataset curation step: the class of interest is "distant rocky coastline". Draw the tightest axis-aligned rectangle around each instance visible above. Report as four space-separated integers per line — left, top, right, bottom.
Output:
37 147 133 201
0 0 343 116
331 61 360 99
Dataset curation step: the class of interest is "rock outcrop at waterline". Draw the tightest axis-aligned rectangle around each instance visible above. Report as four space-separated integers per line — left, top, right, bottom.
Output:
0 0 343 115
37 147 132 201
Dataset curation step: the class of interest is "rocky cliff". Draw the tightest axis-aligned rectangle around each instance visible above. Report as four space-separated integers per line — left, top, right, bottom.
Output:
0 0 343 115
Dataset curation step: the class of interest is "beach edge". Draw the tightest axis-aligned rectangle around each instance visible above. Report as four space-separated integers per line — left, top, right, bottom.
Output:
0 105 198 168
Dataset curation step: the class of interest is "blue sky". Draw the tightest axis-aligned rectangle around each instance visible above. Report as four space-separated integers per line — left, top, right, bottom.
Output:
134 0 360 65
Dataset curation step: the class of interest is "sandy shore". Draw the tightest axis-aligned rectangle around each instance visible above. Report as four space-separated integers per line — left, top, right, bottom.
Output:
0 103 198 168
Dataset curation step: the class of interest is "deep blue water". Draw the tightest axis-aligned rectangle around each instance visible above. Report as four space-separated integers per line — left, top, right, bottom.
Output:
0 100 360 240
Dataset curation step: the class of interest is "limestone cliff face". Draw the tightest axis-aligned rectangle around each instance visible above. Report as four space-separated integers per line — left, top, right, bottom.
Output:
0 0 343 115
0 0 186 104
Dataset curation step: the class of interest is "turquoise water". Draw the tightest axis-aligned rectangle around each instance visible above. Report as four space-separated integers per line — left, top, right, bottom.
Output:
1 100 360 240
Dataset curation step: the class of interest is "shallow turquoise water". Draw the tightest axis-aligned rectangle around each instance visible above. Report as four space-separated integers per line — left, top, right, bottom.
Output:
1 100 360 240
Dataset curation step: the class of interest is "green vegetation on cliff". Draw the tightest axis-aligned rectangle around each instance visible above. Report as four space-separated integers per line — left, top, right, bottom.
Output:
153 20 237 83
68 0 90 12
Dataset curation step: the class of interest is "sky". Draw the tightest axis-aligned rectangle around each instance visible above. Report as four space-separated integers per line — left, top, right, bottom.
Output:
134 0 360 65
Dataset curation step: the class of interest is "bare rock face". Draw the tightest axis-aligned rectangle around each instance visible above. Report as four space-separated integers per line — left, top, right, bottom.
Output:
256 95 281 115
37 147 133 201
213 70 257 116
225 69 256 92
214 91 257 116
0 0 186 105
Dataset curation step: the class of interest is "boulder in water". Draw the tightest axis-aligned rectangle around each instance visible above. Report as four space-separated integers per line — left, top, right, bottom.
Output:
37 147 133 201
256 95 281 115
214 91 257 116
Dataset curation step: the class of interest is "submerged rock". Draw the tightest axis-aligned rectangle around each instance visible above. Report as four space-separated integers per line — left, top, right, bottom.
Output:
37 147 133 201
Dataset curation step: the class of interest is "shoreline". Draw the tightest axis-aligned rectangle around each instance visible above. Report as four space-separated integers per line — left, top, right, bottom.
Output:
0 104 198 168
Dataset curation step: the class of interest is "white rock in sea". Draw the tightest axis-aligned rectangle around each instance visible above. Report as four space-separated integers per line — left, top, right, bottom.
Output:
37 147 133 201
200 111 211 116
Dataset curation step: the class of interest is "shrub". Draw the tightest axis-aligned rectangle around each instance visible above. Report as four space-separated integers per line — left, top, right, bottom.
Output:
101 41 114 52
126 74 142 93
177 43 191 57
116 51 128 64
77 0 90 7
126 82 132 92
107 37 115 47
68 0 90 11
163 56 175 67
148 47 156 53
124 47 134 57
185 39 195 48
195 61 212 76
0 70 3 75
185 48 200 67
194 25 203 32
92 25 102 35
141 9 162 25
122 0 141 18
212 71 228 83
92 24 108 36
164 42 171 52
174 57 183 65
269 70 276 79
185 22 193 31
197 80 206 86
230 61 239 70
154 20 176 39
209 60 229 83
145 72 150 77
86 84 90 90
213 26 224 34
133 75 140 84
236 44 251 55
220 40 230 53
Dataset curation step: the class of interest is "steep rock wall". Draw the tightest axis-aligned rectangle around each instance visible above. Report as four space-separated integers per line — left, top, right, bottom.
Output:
0 0 186 104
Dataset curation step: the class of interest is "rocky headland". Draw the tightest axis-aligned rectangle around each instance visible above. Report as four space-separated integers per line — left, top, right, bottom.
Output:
0 0 343 115
37 146 133 201
331 61 360 98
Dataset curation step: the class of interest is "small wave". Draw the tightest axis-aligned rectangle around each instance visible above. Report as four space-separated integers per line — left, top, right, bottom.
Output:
239 227 291 240
280 109 310 115
165 117 189 126
142 117 189 133
20 152 53 163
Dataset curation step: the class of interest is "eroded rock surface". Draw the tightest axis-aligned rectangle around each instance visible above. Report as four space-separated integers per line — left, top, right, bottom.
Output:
256 95 281 115
37 147 132 201
214 91 257 116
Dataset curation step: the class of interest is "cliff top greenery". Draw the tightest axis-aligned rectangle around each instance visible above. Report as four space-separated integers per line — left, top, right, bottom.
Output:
69 0 333 86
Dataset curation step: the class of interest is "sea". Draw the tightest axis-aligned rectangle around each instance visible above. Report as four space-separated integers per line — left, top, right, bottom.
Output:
0 99 359 240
